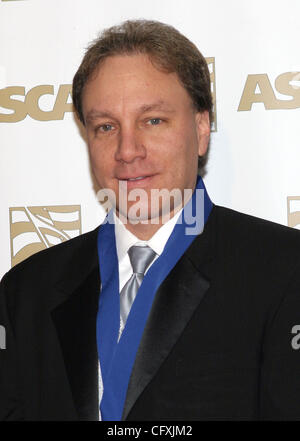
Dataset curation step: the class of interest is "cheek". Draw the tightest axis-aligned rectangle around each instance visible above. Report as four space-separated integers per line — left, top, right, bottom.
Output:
149 130 182 159
88 142 111 170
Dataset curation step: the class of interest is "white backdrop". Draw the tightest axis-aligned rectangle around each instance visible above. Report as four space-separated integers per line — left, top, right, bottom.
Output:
1 0 300 278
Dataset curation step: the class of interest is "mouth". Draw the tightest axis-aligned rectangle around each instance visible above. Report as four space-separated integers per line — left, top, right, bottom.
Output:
126 176 147 181
117 174 155 188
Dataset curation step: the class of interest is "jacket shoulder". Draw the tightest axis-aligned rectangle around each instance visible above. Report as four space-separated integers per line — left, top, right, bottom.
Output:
213 204 300 273
214 204 300 240
1 226 99 286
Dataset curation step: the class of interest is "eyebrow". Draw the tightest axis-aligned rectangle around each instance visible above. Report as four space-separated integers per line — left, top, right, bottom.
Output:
86 110 113 123
138 101 175 114
85 100 175 123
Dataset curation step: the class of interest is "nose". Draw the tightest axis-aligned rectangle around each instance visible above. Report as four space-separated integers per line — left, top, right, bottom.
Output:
115 126 146 163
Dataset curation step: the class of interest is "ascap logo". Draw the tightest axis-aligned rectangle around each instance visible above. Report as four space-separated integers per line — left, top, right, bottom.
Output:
0 85 73 122
206 57 217 132
9 205 81 267
238 72 300 111
0 58 217 128
287 196 300 230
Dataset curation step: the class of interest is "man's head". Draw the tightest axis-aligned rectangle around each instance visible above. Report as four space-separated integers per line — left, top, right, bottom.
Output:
73 19 213 175
72 20 212 235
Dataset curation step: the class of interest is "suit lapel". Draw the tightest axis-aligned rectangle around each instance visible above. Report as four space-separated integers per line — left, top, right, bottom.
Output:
122 206 216 420
50 227 100 421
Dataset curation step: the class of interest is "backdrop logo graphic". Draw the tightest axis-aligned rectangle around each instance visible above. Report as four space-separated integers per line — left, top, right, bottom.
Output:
0 58 217 127
287 196 300 229
238 72 300 111
206 57 217 132
0 85 73 122
9 205 81 267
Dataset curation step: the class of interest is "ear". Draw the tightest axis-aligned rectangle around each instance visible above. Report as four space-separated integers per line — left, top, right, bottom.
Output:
195 110 211 156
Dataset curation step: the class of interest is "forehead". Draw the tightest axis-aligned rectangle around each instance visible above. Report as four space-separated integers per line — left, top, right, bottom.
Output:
82 53 193 115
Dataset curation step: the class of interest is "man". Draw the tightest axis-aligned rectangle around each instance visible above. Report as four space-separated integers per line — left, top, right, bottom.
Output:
1 19 300 421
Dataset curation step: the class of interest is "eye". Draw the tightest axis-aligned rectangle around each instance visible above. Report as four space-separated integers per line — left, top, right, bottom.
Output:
97 124 114 132
147 118 162 126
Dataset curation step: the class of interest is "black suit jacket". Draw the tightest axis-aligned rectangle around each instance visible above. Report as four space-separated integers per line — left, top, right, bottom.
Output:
1 205 300 420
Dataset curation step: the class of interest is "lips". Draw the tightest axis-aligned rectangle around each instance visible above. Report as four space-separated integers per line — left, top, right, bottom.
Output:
117 174 155 188
117 174 152 181
127 176 146 181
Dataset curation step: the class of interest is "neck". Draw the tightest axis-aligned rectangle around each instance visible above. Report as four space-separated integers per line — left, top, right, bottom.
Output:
122 218 166 241
115 178 199 240
116 200 187 241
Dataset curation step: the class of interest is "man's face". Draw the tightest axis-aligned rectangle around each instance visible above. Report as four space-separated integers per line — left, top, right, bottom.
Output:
82 53 210 222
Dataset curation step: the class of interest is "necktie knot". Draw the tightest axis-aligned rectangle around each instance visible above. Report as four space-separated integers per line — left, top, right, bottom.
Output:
128 245 156 275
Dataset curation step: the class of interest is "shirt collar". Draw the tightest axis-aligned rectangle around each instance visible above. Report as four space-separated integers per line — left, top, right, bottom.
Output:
113 208 183 262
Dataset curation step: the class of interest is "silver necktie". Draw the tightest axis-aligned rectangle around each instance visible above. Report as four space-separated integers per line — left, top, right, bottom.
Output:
120 245 156 327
